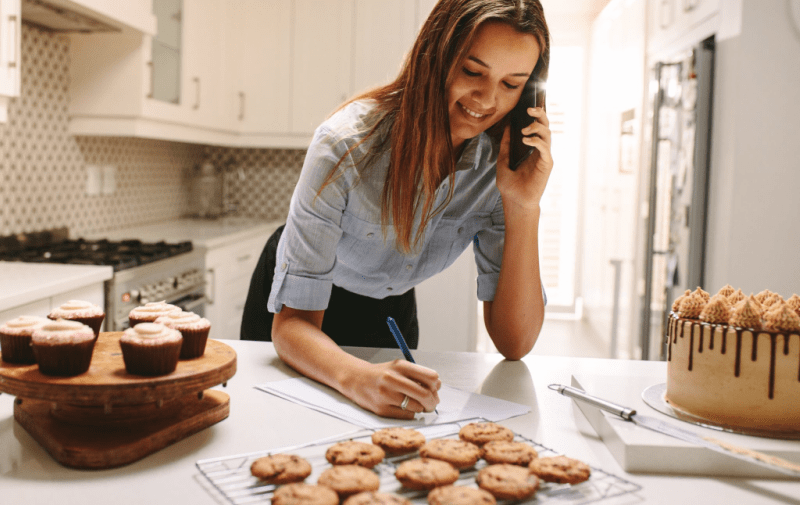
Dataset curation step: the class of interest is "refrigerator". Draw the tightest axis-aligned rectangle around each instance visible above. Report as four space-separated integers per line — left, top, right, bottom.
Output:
637 35 715 360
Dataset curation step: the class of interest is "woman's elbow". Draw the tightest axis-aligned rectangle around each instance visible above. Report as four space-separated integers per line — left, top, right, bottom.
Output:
492 327 540 361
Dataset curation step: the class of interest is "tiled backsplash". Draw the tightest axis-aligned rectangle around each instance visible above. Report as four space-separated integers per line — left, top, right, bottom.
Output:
0 24 303 238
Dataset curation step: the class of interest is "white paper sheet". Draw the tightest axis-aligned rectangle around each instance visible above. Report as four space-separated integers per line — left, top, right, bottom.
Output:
256 377 530 430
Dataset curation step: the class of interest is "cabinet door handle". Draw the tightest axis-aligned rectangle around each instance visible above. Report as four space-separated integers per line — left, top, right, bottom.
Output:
682 0 699 12
205 268 215 304
146 61 154 98
238 91 246 120
659 0 674 29
193 77 201 109
7 15 18 68
237 254 252 263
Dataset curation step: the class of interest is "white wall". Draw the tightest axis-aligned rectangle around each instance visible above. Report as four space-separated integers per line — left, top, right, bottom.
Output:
704 0 800 296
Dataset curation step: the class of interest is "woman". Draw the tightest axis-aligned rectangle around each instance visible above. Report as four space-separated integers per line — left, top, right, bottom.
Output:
242 0 552 419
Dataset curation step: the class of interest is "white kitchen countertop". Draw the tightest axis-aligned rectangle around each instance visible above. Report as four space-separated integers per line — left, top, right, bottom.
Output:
1 342 798 504
86 217 283 251
0 262 113 312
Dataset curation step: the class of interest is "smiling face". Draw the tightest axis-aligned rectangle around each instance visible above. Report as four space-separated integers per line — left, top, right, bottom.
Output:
447 21 541 151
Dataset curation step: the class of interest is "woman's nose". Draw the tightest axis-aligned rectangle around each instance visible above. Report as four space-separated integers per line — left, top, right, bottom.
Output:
472 82 497 109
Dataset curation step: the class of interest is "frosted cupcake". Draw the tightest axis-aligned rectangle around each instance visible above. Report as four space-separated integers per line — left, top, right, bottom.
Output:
154 310 212 359
48 300 105 337
119 322 183 376
31 319 96 376
128 301 181 328
0 315 48 364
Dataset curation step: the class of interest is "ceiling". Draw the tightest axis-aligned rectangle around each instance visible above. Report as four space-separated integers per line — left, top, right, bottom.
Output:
540 0 613 19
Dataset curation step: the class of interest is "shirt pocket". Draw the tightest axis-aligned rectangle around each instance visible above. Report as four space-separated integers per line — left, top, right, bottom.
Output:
338 211 395 274
439 214 493 272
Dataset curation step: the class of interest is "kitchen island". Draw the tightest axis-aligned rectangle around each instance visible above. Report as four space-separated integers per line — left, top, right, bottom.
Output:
1 341 798 504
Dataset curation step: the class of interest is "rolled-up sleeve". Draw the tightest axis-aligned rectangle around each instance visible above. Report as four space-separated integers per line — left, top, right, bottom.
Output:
474 193 505 302
268 125 356 313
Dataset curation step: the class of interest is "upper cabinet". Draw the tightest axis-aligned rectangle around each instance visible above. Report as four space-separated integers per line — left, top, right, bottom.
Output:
66 0 427 148
0 0 21 123
647 0 720 55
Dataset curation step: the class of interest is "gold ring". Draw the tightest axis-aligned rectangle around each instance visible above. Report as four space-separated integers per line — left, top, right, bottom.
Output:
400 395 410 410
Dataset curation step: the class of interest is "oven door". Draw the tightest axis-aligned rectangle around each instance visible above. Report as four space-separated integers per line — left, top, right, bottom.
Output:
171 288 207 318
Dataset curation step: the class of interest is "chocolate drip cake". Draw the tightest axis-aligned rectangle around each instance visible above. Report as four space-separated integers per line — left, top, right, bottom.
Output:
666 286 800 431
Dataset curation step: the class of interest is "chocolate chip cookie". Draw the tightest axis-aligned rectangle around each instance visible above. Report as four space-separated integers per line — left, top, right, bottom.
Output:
476 464 540 501
528 455 591 484
427 485 497 505
394 458 459 490
326 441 386 468
419 439 482 469
343 491 412 505
481 440 539 466
271 483 339 505
250 454 312 484
458 422 514 446
371 427 426 455
317 465 380 498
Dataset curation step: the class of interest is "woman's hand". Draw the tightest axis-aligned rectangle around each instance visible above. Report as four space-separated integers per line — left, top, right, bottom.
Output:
342 359 442 420
496 107 553 211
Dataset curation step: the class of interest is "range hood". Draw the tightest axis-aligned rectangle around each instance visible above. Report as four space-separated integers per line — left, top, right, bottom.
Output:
21 0 121 33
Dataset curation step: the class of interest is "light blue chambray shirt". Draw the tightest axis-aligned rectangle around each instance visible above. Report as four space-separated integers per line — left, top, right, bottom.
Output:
268 100 545 313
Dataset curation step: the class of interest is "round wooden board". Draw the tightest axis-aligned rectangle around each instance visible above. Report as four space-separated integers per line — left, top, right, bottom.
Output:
0 332 237 405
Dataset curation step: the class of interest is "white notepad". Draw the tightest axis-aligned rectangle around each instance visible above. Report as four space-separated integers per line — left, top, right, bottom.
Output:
256 377 530 429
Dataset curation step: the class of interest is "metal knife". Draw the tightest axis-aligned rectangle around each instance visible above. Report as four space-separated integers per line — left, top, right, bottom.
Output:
548 383 800 478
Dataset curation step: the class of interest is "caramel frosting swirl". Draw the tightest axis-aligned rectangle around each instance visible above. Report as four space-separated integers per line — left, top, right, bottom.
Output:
716 284 736 298
729 296 763 330
763 302 800 333
0 315 48 335
155 310 211 330
679 293 706 319
699 294 732 324
31 319 95 343
755 289 773 304
727 289 746 305
49 299 104 318
786 294 800 316
129 301 181 318
121 322 182 345
692 287 710 302
762 293 784 308
671 290 691 312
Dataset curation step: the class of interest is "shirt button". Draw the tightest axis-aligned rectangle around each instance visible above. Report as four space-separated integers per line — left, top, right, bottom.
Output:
457 227 464 234
366 232 374 238
387 287 393 291
281 263 287 271
406 264 413 271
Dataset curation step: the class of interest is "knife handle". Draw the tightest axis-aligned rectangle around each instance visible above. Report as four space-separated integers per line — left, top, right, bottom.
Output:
548 384 636 420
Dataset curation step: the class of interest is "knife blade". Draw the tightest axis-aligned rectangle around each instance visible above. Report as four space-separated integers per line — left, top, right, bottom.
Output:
549 383 800 478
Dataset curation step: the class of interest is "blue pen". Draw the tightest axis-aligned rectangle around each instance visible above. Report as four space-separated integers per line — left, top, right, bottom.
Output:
386 317 439 414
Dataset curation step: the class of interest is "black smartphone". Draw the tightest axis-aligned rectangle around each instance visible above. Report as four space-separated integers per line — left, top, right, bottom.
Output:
509 77 544 170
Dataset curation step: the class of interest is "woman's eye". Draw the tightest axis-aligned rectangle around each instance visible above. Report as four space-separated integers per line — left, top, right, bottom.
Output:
462 68 481 77
503 81 520 90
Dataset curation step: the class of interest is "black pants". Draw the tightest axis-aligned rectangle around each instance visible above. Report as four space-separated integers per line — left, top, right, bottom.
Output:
240 225 419 348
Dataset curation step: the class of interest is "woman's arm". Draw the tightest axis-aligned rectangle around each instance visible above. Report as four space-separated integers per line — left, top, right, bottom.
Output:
484 107 553 360
272 306 441 419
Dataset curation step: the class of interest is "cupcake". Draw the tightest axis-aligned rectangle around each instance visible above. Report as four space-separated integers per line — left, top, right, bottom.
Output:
154 310 212 359
0 315 48 364
48 299 105 338
31 319 96 376
128 301 181 328
119 322 183 376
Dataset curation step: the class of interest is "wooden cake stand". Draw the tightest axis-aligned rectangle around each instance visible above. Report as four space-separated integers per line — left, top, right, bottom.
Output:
0 332 237 469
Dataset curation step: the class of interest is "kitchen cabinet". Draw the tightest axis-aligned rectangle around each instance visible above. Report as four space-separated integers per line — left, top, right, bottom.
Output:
0 0 20 123
68 0 235 145
204 233 264 340
223 0 292 140
647 0 720 55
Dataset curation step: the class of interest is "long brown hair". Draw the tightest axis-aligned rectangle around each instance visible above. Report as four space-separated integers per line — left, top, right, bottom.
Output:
321 0 550 253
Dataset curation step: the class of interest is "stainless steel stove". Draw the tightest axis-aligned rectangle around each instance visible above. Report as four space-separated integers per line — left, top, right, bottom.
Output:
0 228 207 331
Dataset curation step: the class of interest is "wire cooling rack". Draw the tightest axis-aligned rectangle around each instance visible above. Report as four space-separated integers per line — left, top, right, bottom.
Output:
196 420 641 505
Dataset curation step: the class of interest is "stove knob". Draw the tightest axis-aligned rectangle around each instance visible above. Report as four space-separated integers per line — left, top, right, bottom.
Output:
130 289 140 302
